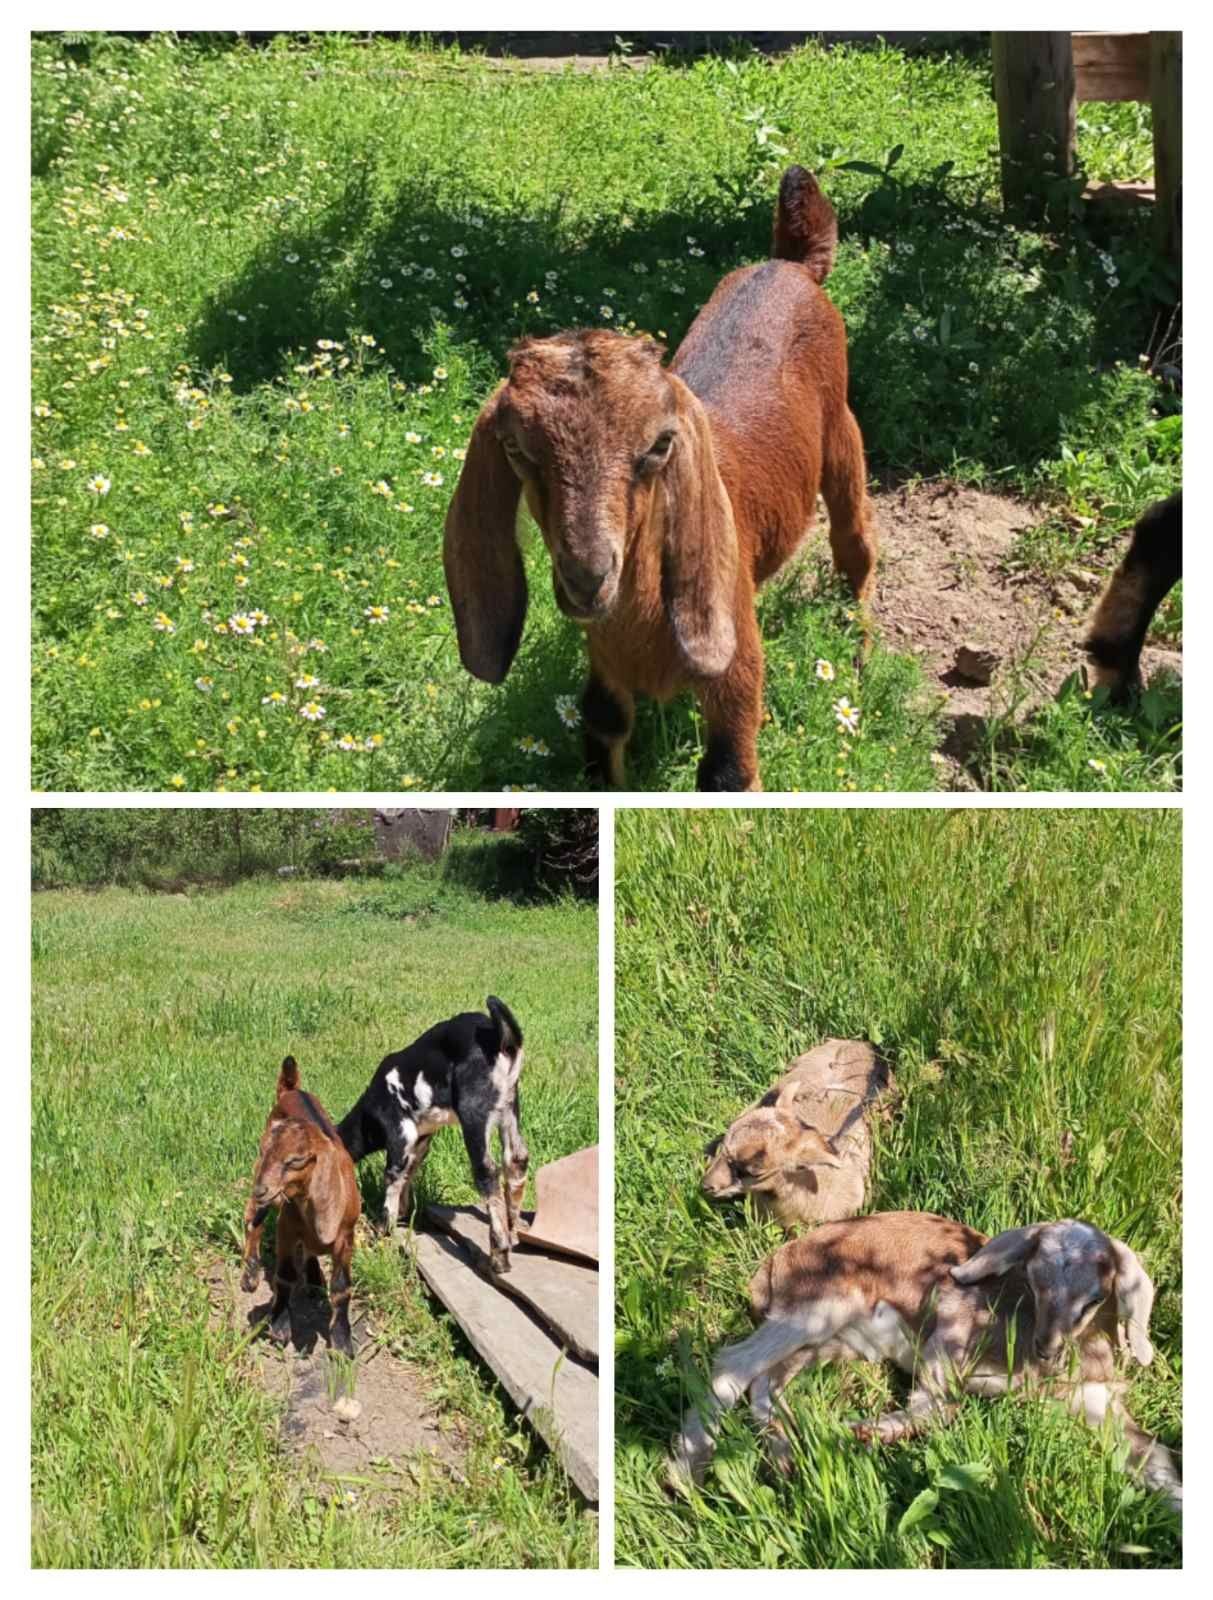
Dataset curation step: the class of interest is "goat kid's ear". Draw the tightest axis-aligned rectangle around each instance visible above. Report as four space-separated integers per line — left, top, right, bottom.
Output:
660 375 739 678
703 1135 724 1159
792 1128 843 1170
1110 1237 1156 1365
443 384 528 684
951 1223 1044 1283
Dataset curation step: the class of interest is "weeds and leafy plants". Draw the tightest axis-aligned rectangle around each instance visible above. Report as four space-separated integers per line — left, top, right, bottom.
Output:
32 870 597 1567
615 808 1181 1568
32 33 1179 789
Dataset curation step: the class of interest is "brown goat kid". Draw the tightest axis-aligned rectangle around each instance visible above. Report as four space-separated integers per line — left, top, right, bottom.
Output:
242 1056 361 1357
701 1040 890 1231
444 166 876 791
669 1213 1181 1518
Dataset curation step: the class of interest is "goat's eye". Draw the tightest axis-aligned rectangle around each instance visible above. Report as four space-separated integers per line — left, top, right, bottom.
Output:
637 431 675 474
501 435 531 465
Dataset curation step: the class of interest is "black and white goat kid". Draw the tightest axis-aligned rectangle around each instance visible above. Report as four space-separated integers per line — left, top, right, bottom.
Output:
337 996 528 1272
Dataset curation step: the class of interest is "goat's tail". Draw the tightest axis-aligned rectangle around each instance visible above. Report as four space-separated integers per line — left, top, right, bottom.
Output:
1084 493 1182 699
487 995 524 1059
277 1054 300 1095
771 165 839 285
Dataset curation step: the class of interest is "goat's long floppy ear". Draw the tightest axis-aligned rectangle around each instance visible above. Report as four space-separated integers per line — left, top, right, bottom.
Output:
660 374 739 678
790 1127 843 1171
951 1224 1044 1283
443 384 527 683
309 1145 350 1243
1110 1238 1156 1365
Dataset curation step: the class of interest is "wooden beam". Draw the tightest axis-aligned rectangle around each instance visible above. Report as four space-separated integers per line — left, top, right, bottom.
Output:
992 32 1076 221
1151 31 1182 271
1073 32 1150 102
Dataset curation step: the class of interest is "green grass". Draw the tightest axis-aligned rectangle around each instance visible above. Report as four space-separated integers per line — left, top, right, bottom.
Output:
614 808 1181 1568
32 869 598 1567
32 33 1179 791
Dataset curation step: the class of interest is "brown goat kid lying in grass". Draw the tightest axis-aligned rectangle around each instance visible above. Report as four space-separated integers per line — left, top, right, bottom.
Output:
242 1056 361 1357
444 165 876 791
669 1213 1182 1520
701 1039 890 1231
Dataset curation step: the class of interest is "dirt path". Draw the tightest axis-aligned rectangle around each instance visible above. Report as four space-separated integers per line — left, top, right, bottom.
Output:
204 1258 467 1495
862 481 1180 784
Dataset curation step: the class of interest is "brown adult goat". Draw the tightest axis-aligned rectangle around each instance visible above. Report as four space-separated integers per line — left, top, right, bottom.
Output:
242 1055 361 1356
444 166 876 791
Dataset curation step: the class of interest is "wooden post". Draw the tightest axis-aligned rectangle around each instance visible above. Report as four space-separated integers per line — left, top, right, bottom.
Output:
1150 31 1181 274
991 32 1076 222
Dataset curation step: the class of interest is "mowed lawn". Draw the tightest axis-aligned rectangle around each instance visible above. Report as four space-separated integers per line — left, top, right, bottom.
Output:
614 808 1181 1568
32 32 1179 793
31 873 598 1567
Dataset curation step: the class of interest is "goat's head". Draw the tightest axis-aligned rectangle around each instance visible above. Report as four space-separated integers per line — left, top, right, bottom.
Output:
249 1117 326 1221
702 1107 841 1201
950 1219 1156 1366
444 329 739 682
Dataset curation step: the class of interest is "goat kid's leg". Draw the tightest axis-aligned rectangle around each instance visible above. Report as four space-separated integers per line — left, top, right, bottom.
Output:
267 1209 301 1347
381 1124 421 1233
582 671 634 788
694 611 764 792
821 406 878 609
849 1335 960 1446
328 1229 356 1359
463 1118 511 1273
669 1314 840 1489
1074 1383 1182 1517
749 1346 823 1476
501 1092 530 1246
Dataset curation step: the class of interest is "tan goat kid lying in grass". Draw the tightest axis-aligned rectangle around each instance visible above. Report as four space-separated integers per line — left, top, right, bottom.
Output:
701 1039 890 1231
669 1212 1181 1519
242 1055 362 1357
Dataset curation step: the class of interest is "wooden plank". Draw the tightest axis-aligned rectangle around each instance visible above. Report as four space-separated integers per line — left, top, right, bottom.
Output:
1073 32 1150 102
992 33 1076 221
410 1230 599 1501
1151 32 1182 270
425 1204 599 1362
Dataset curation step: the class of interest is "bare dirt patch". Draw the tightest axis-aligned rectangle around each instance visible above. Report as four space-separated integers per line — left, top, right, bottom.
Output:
204 1258 467 1491
863 481 1181 781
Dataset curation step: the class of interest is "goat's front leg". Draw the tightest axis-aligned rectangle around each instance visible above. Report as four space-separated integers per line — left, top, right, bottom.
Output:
328 1227 356 1359
1074 1383 1182 1516
501 1092 530 1246
694 608 764 792
462 1117 511 1273
381 1124 426 1233
582 671 634 788
267 1207 301 1347
849 1338 961 1446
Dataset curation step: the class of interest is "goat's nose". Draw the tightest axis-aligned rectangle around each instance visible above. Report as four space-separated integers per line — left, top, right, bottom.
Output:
557 553 610 608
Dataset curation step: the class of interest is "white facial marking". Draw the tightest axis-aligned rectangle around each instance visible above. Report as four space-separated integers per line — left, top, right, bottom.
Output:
414 1073 433 1112
385 1067 408 1109
400 1115 417 1147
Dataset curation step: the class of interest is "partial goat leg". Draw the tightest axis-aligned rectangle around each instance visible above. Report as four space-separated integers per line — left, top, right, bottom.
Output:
582 670 634 788
463 1118 511 1273
328 1227 356 1358
821 406 878 621
670 1314 844 1488
694 608 764 792
267 1208 301 1347
381 1124 422 1232
501 1092 530 1246
1074 1382 1182 1516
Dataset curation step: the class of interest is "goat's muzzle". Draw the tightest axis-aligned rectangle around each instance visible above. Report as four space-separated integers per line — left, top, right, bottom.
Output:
554 552 619 620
